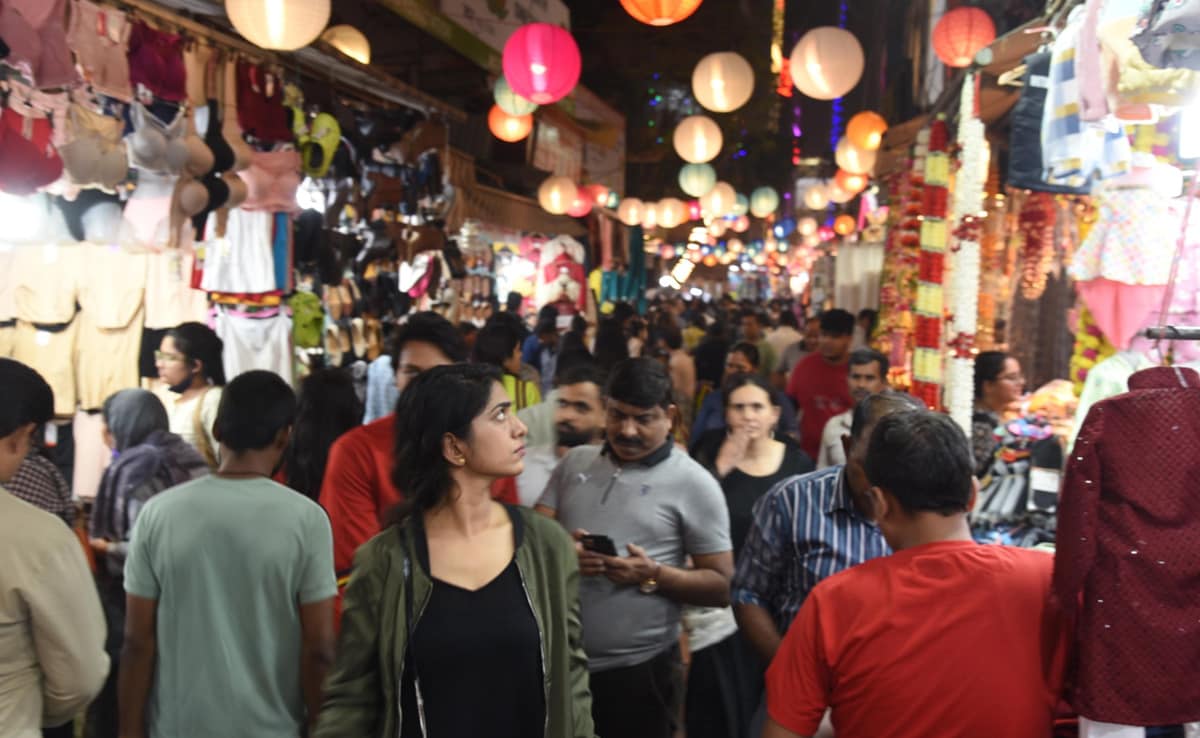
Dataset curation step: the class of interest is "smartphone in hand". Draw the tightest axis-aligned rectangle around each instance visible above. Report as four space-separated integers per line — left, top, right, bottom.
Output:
579 534 619 557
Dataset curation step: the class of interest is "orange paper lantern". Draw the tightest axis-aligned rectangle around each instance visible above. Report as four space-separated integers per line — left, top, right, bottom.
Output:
846 111 888 151
619 0 703 27
834 214 856 236
835 169 867 195
488 105 533 142
932 7 996 68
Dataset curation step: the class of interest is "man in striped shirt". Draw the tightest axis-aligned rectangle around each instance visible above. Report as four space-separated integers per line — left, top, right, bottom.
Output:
731 392 923 664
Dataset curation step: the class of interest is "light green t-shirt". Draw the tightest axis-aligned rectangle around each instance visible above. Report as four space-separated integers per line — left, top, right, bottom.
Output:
124 476 336 738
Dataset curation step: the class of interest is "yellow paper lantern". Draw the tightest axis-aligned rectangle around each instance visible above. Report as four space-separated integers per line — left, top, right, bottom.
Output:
620 0 703 26
804 184 828 210
727 238 744 253
673 115 723 164
798 216 818 236
847 111 888 151
789 26 864 100
702 181 736 217
538 175 577 215
617 198 645 226
732 215 750 233
708 219 728 237
641 203 660 230
227 0 331 51
657 197 688 228
834 137 877 175
827 181 856 204
692 52 754 113
488 106 534 142
321 25 370 64
834 214 856 236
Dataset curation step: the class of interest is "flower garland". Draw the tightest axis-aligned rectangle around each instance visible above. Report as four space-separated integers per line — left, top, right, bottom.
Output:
912 118 950 410
1069 305 1116 395
946 73 987 434
1018 192 1057 300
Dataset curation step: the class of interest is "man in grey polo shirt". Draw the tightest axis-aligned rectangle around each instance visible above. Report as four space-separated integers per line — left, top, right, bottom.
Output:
537 357 733 738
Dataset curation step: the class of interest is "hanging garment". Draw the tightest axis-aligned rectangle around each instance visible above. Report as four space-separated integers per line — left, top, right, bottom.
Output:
58 104 129 190
236 61 292 144
1077 0 1108 121
1008 51 1091 194
0 0 76 89
13 243 83 416
75 243 148 411
199 208 277 294
66 0 133 101
1069 351 1154 448
142 248 208 330
237 150 302 212
0 107 63 195
1056 366 1200 726
126 21 186 102
214 309 293 386
1132 0 1200 71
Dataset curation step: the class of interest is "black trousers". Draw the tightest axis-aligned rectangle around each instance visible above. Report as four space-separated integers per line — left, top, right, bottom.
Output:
589 646 684 738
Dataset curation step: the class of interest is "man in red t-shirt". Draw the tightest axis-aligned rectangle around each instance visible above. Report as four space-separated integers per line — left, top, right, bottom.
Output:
764 410 1067 738
786 309 855 459
319 313 517 600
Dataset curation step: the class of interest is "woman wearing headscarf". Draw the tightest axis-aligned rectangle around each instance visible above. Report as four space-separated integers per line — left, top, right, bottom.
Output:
85 389 209 738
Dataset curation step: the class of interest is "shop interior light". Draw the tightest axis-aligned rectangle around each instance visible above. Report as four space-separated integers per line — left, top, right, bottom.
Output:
227 0 331 51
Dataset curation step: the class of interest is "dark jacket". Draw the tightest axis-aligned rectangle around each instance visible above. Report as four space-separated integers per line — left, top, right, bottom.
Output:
316 504 596 738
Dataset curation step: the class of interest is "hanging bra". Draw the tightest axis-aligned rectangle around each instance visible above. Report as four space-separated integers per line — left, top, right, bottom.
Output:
58 104 128 190
0 0 76 89
222 60 253 172
236 61 293 144
201 99 235 172
127 21 186 102
66 0 133 101
128 101 215 175
238 149 302 212
0 108 63 195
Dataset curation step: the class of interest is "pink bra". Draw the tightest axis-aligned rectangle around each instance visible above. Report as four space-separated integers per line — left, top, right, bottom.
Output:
0 0 77 88
66 0 133 101
238 150 301 212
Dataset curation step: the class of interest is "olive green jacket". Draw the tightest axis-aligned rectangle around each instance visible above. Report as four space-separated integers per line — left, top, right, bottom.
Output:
315 505 596 738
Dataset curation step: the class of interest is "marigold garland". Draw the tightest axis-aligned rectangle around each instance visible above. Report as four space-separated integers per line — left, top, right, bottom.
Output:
911 118 950 410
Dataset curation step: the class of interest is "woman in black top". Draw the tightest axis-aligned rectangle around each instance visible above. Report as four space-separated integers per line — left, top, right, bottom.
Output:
692 372 814 554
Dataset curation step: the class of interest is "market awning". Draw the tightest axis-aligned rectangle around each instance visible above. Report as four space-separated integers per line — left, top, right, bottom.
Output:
450 183 587 237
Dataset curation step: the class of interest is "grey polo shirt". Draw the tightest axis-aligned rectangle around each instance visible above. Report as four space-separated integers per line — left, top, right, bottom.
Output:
538 443 732 672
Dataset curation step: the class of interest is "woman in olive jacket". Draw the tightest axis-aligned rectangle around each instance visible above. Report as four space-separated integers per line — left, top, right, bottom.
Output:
316 364 595 738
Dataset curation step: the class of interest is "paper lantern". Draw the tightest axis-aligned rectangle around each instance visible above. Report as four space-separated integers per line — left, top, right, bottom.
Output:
798 216 818 236
641 204 659 230
834 214 857 236
488 105 533 142
538 175 577 215
606 191 621 209
749 186 780 218
729 193 748 217
835 169 867 194
227 0 331 50
582 184 610 207
789 27 864 100
493 76 538 116
847 111 888 151
708 219 728 237
702 254 719 267
932 7 996 68
502 23 581 105
321 25 370 64
678 163 716 197
688 200 702 220
567 188 593 217
818 225 835 241
619 0 703 26
657 197 688 228
692 52 754 113
803 184 828 210
828 181 856 204
702 181 736 217
662 244 676 260
773 218 796 238
834 137 877 175
617 197 645 226
732 215 750 233
673 115 723 164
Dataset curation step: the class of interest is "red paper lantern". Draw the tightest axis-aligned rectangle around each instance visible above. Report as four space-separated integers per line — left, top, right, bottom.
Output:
932 7 996 68
566 187 593 218
619 0 703 27
582 184 609 207
487 105 533 142
835 169 868 194
502 23 581 105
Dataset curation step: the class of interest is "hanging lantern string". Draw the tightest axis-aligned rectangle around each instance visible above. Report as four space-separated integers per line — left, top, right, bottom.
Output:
1152 173 1200 358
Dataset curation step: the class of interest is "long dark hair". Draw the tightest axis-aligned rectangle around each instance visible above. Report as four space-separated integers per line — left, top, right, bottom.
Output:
284 369 362 500
389 363 501 523
720 372 778 409
167 322 227 386
974 351 1008 400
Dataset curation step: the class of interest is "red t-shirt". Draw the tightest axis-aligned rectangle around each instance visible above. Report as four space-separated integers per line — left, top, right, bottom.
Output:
319 415 518 587
786 352 852 459
767 541 1067 738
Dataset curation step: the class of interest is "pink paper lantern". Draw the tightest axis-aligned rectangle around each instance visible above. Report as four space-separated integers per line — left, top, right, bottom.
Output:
566 187 593 217
502 23 581 105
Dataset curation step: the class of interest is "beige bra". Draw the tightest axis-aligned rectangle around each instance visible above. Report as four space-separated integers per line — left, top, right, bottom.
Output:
58 104 128 190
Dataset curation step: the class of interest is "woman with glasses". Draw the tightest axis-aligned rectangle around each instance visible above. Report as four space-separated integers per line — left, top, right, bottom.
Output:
972 351 1025 478
155 322 226 468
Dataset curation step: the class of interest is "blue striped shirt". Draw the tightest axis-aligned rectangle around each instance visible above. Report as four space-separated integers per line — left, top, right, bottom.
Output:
731 465 890 633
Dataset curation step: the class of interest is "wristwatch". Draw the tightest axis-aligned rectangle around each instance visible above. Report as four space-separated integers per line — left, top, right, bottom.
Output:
639 562 661 594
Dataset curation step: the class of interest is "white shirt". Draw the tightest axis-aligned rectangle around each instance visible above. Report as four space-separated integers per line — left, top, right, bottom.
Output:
817 410 853 469
766 326 803 360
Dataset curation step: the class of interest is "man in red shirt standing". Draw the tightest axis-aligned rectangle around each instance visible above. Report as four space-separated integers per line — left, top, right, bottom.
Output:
786 309 855 459
319 312 517 600
764 410 1066 738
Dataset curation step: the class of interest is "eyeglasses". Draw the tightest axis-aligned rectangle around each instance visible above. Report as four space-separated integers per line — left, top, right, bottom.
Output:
154 351 184 362
999 373 1025 383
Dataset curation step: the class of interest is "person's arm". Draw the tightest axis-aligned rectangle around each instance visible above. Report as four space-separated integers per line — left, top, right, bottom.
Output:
731 491 788 663
601 544 733 607
119 594 157 738
25 532 108 727
299 598 336 733
554 528 598 738
318 434 381 588
762 718 810 738
763 596 834 738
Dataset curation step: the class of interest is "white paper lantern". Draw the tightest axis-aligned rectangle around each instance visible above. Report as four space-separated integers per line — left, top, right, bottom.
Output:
673 115 723 164
494 76 538 116
789 26 864 101
227 0 331 51
678 163 716 197
538 175 577 215
692 52 755 113
798 216 818 236
617 197 645 226
749 186 780 218
657 198 688 228
732 193 750 216
641 204 659 230
321 25 370 64
709 219 728 237
702 181 737 217
803 184 828 210
834 136 877 175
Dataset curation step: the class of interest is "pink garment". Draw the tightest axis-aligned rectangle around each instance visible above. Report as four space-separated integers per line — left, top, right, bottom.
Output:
1077 278 1165 348
0 0 77 88
1077 0 1108 121
237 150 301 212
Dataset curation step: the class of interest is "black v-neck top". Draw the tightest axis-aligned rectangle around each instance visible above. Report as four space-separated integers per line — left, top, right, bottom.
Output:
403 511 545 737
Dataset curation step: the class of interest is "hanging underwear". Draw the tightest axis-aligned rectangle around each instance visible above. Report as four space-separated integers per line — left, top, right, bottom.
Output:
66 0 133 101
236 61 292 143
0 108 63 195
126 21 186 102
58 104 128 190
238 149 301 212
0 0 76 88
